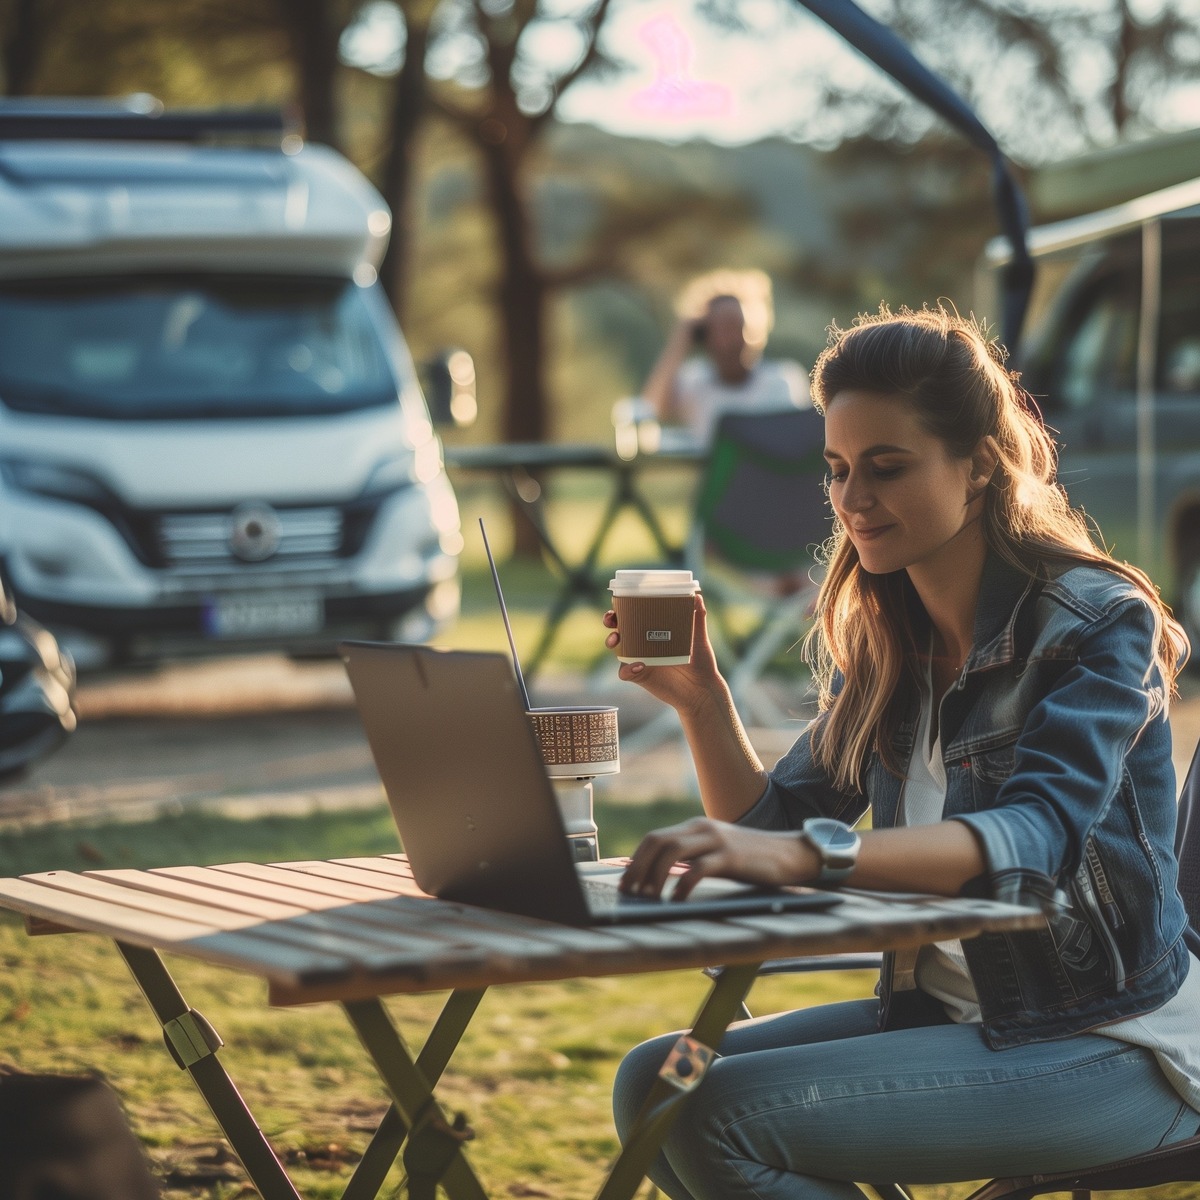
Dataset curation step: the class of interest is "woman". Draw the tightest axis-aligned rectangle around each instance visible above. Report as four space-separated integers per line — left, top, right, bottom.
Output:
606 306 1200 1199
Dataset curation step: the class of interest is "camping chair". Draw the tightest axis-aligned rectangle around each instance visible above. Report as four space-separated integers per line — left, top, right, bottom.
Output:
687 406 831 727
707 737 1200 1200
622 406 831 759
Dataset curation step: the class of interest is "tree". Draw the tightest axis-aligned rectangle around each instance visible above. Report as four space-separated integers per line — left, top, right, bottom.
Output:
272 0 365 148
348 0 621 552
0 0 62 95
376 0 438 323
2 0 365 147
428 0 616 459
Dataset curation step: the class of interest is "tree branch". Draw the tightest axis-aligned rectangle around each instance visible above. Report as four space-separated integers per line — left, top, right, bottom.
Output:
533 0 615 127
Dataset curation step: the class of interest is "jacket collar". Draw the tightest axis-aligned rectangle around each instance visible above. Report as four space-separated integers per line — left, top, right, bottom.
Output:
966 552 1039 673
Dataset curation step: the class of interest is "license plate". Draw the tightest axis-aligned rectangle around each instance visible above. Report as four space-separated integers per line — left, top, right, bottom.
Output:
203 591 324 638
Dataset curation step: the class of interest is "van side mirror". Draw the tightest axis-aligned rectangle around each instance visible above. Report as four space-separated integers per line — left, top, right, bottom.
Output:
421 349 477 429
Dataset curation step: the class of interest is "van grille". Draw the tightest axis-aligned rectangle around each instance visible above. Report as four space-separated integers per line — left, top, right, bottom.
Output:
159 507 343 570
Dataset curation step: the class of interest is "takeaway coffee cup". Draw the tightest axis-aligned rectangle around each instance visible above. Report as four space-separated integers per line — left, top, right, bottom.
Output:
526 706 620 778
609 569 700 665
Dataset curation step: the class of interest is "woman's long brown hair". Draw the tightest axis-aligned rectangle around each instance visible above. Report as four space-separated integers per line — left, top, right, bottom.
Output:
804 305 1187 793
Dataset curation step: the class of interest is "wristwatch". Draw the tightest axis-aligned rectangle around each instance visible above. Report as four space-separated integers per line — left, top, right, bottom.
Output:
799 818 861 887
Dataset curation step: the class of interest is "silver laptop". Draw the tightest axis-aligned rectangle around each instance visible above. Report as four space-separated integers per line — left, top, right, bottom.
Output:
339 641 842 926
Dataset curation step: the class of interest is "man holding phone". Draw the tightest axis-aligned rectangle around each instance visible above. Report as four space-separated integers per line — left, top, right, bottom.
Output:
641 277 809 444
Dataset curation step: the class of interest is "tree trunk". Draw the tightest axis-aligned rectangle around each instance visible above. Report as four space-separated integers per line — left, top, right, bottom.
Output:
3 0 49 95
379 14 431 324
478 126 549 558
1109 0 1135 137
277 0 342 149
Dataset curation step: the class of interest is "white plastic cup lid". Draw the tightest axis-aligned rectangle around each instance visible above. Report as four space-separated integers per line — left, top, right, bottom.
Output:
609 569 699 594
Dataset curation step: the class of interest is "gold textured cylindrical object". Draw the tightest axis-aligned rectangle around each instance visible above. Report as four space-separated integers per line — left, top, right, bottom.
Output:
527 706 619 777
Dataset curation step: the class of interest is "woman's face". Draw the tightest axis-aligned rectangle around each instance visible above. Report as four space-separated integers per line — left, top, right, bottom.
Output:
823 389 983 577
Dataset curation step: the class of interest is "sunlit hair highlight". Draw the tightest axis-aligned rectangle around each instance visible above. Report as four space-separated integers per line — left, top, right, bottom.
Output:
804 304 1186 794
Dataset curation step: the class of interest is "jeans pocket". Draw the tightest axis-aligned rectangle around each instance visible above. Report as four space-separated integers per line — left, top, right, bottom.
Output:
1156 1100 1200 1148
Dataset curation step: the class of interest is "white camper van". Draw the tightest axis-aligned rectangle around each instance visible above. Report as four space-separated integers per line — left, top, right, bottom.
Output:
0 99 463 666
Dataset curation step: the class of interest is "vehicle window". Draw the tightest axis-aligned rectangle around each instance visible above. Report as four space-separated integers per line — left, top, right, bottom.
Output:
0 276 397 419
1056 274 1138 412
1158 260 1200 394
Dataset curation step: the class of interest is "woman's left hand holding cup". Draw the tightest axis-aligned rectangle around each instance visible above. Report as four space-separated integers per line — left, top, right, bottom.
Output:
603 593 723 719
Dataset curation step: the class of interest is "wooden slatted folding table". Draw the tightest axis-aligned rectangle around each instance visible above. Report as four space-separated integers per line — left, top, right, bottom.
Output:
0 855 1043 1200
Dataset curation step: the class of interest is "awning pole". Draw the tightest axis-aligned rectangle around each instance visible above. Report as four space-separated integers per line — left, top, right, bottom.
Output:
1136 218 1162 569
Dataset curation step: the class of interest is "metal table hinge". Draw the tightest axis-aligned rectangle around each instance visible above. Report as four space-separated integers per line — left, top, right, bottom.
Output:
163 1008 224 1069
657 1035 715 1093
404 1107 475 1200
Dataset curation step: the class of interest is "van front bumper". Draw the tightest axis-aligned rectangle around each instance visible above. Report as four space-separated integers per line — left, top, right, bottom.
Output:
9 581 456 661
0 475 462 661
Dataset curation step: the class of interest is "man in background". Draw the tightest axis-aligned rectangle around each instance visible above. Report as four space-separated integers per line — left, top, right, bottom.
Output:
641 271 808 443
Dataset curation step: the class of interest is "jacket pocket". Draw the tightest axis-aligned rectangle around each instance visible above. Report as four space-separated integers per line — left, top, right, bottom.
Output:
968 735 1019 799
1067 848 1125 993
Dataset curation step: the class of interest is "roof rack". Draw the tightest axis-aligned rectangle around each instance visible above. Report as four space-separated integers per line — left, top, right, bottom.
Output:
0 96 294 145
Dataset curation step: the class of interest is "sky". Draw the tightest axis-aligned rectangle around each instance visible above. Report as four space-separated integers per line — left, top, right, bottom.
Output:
552 0 864 143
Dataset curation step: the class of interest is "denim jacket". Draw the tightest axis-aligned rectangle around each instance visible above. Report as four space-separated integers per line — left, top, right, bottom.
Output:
738 554 1191 1049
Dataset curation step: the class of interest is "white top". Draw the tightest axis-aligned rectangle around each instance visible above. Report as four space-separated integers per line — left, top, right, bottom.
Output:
903 670 1200 1113
674 357 809 443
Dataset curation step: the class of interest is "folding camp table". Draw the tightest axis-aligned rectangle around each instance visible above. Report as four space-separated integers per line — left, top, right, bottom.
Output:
444 441 703 678
0 854 1043 1200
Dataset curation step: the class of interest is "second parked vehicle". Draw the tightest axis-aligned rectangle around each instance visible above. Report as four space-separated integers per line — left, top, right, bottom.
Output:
983 175 1200 643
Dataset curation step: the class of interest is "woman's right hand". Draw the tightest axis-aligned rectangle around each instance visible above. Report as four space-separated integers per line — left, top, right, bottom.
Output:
603 592 724 715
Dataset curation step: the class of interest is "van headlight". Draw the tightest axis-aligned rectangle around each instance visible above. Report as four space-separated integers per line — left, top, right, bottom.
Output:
0 459 112 505
361 455 417 497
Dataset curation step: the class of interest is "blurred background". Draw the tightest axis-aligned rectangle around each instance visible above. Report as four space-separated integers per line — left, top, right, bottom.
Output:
0 0 1199 811
4 0 1199 447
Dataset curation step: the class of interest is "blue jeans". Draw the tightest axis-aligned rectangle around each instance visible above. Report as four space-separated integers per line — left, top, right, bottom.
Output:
612 998 1200 1200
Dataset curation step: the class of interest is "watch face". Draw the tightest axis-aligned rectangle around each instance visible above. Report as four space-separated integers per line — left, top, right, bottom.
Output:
805 818 859 870
827 825 858 851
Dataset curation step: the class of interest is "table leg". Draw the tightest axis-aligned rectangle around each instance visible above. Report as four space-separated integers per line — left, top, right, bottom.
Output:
500 463 684 679
343 996 490 1200
594 961 762 1200
613 463 684 564
115 941 303 1200
522 481 626 677
342 988 486 1200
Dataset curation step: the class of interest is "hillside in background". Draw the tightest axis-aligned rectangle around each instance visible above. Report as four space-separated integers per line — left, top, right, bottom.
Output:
342 72 1003 443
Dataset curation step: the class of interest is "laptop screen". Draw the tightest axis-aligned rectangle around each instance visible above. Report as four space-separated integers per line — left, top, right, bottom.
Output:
339 642 591 923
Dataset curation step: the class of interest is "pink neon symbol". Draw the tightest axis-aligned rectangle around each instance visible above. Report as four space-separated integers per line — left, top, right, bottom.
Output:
630 14 734 119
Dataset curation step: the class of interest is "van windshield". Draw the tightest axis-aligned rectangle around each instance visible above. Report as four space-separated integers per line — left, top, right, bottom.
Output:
0 275 398 419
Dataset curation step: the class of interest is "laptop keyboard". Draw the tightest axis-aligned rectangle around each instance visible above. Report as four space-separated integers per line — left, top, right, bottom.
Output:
581 877 663 911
